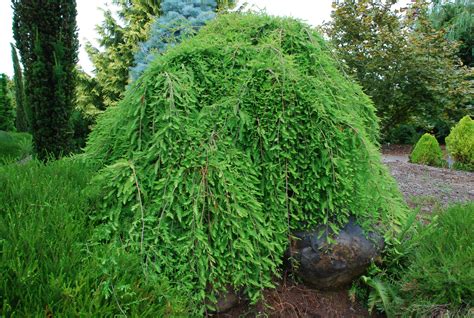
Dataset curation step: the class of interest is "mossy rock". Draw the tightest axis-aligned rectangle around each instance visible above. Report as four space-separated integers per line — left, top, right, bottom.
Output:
409 133 444 167
84 13 407 313
446 115 474 171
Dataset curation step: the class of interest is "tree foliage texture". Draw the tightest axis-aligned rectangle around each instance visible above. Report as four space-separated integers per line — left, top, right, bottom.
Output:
12 0 79 160
11 44 29 132
86 0 162 109
0 74 15 132
87 0 235 108
130 0 217 81
431 0 473 67
85 14 407 313
326 0 472 138
446 115 474 170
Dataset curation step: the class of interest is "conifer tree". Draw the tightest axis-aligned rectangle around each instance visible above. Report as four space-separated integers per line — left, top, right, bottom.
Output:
11 44 29 132
12 0 79 160
0 73 15 131
130 0 217 81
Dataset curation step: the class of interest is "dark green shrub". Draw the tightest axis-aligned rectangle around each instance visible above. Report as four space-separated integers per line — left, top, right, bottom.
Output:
385 123 422 144
446 115 474 171
0 130 32 164
409 133 444 166
85 13 407 313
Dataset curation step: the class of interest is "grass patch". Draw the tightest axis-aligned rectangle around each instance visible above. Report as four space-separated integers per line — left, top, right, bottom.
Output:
359 203 474 317
0 131 32 164
0 158 188 316
397 203 474 316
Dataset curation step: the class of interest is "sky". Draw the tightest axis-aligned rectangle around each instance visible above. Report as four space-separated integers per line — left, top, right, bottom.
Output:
0 0 409 77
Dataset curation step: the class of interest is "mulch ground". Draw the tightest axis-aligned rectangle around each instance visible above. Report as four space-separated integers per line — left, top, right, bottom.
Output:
215 279 374 318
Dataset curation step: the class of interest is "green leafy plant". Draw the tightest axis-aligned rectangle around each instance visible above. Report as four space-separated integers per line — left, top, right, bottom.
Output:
0 131 32 164
85 13 407 313
0 159 188 316
398 203 474 316
357 204 473 317
446 115 474 171
409 133 444 166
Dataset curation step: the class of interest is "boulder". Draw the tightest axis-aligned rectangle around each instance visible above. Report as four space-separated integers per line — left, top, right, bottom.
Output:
288 218 384 290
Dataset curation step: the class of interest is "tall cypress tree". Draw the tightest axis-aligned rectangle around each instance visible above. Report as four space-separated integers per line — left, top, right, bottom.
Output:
12 0 79 160
11 43 29 132
0 73 15 131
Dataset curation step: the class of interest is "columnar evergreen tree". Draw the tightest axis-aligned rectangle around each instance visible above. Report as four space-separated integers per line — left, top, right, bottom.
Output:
11 44 29 132
12 0 79 160
130 0 217 80
0 74 15 131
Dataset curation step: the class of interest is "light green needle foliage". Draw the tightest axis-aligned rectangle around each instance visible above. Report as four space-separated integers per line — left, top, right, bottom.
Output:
85 13 407 312
409 133 444 167
446 115 474 171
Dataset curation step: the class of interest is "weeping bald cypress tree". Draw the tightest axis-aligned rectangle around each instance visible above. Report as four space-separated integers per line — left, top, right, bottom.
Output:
85 13 407 314
12 0 78 160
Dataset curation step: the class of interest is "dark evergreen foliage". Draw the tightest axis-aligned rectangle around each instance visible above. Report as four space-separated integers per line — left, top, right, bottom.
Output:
11 44 29 132
0 74 15 132
12 0 79 160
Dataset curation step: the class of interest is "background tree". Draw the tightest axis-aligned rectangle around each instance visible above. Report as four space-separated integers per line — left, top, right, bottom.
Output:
85 0 162 108
11 44 29 132
87 0 235 108
12 0 79 159
326 0 472 141
430 0 473 67
130 0 217 80
0 74 15 131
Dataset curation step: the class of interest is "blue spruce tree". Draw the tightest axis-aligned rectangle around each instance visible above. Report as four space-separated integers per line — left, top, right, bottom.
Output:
130 0 217 81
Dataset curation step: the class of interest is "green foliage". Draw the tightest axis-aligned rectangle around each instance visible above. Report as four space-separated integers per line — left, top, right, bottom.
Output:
0 159 189 316
446 115 474 170
85 13 407 313
357 203 473 317
12 0 79 160
0 74 15 132
409 133 444 166
431 0 474 67
11 44 29 132
397 203 474 316
326 0 472 137
0 131 31 164
86 0 162 108
386 123 422 145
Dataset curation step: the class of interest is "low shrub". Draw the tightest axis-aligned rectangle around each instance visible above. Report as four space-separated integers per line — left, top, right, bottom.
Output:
358 203 474 317
0 159 188 316
409 133 444 166
446 115 474 171
0 130 32 164
397 203 474 316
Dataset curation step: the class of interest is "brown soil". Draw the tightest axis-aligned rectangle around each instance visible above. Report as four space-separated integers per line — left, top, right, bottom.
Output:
382 146 474 213
215 279 374 318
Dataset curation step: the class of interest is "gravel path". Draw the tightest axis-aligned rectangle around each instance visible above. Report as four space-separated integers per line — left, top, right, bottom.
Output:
382 154 473 212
